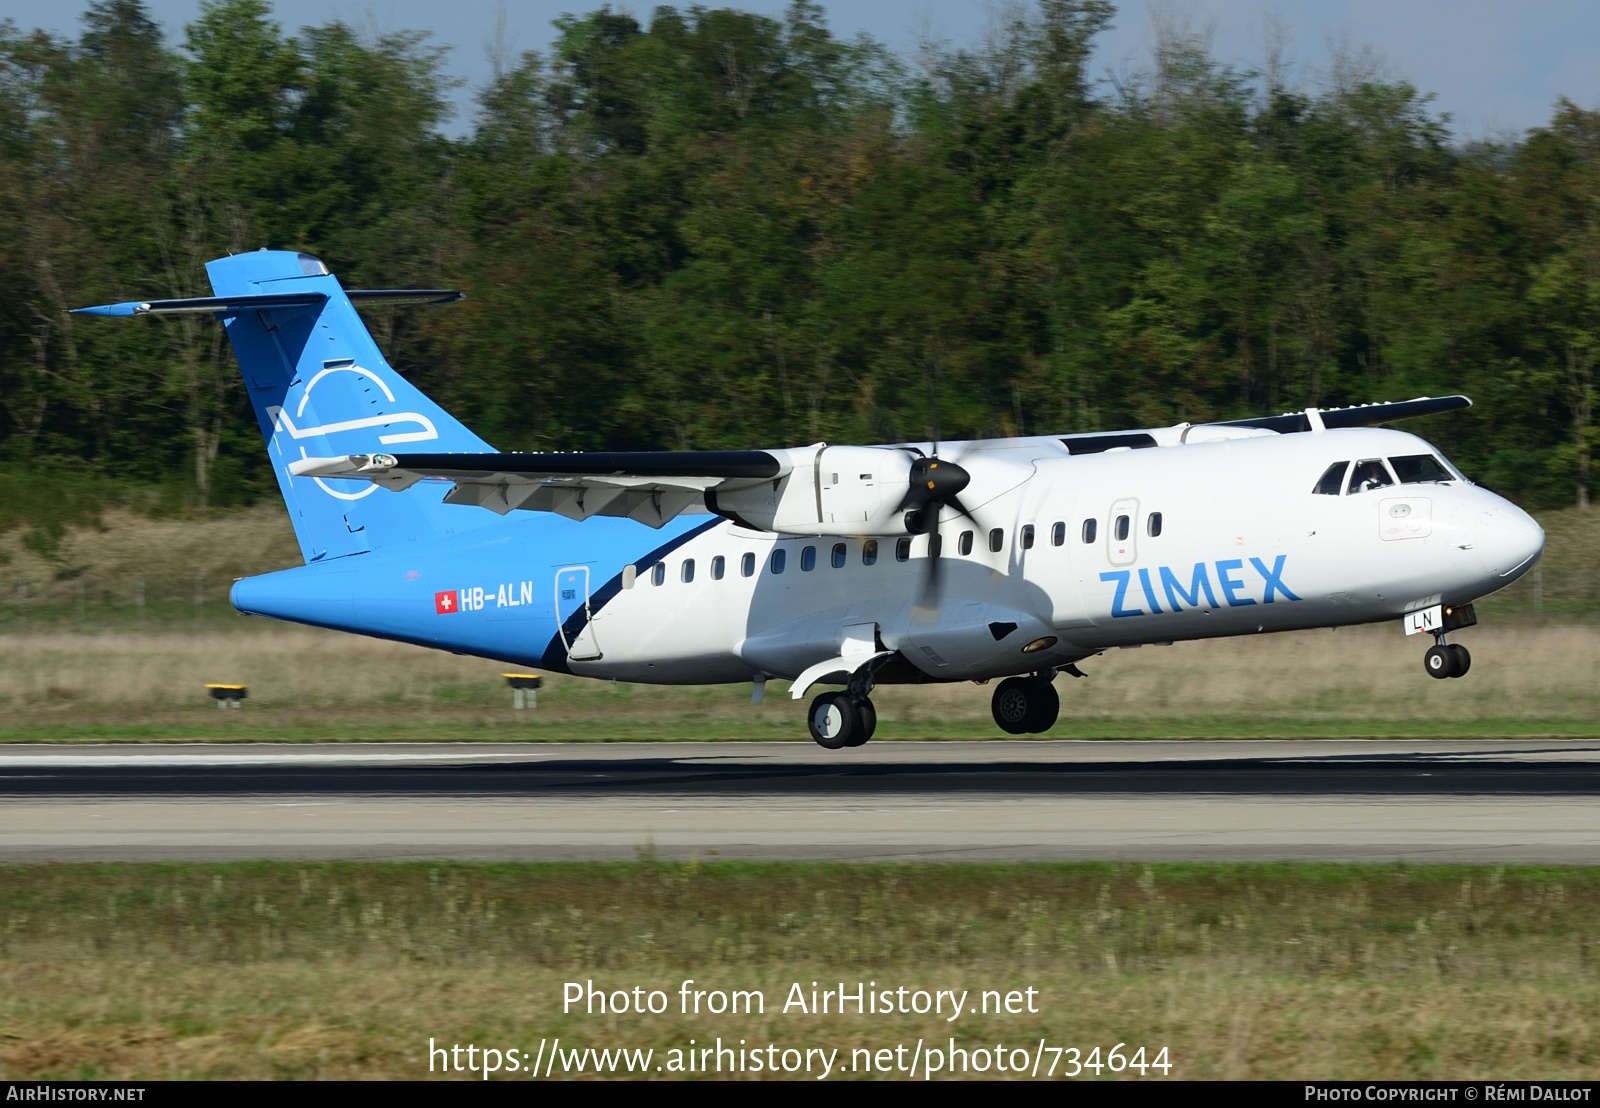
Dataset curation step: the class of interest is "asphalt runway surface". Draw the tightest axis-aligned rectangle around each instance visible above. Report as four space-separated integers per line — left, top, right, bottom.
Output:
3 739 1600 863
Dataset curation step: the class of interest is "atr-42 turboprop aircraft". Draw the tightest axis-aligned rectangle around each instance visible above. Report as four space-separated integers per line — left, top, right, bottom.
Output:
77 251 1545 748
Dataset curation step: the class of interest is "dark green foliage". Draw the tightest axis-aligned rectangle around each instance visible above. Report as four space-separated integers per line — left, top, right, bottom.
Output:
0 1 1597 511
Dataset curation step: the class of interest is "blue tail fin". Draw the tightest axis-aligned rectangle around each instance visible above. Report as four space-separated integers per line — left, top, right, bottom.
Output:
206 251 494 563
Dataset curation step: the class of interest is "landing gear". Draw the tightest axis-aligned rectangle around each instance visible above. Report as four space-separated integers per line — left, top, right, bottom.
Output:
808 691 877 749
1424 639 1472 679
1424 645 1452 679
848 697 876 747
991 673 1060 735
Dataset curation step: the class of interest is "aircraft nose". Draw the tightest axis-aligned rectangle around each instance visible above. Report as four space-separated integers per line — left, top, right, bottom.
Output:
1472 499 1545 583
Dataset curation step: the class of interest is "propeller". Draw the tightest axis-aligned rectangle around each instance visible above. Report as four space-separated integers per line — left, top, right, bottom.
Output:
904 347 981 609
899 453 977 609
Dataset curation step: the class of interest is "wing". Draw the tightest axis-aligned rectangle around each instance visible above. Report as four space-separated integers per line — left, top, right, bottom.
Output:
1213 395 1471 434
289 449 789 528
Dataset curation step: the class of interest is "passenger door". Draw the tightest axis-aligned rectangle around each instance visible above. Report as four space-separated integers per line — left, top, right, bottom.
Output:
554 565 602 660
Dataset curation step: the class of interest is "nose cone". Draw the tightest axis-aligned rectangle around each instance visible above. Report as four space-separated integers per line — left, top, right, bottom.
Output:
1474 499 1545 584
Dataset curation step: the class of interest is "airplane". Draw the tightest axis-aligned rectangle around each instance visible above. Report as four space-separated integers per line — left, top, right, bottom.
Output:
74 250 1546 748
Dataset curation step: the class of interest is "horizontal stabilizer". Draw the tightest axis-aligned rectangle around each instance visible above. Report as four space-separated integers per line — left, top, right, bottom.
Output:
72 289 462 317
347 289 465 306
1217 395 1472 434
71 292 327 317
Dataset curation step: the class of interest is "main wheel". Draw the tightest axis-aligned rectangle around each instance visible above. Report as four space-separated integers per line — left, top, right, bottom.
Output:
1026 681 1060 734
808 691 859 749
846 697 876 746
991 677 1034 734
1424 645 1455 679
1447 643 1471 678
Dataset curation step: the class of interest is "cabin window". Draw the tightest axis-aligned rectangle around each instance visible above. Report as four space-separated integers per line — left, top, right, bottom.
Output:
711 555 725 581
1147 512 1163 538
1021 524 1035 550
831 542 847 569
1051 521 1066 547
928 534 943 559
1114 515 1130 541
1081 518 1097 543
770 548 786 574
895 537 912 561
1348 459 1395 494
741 552 756 578
800 545 816 572
958 531 974 556
681 558 695 584
989 528 1004 553
1390 454 1453 484
651 562 666 586
863 540 878 565
1314 461 1349 495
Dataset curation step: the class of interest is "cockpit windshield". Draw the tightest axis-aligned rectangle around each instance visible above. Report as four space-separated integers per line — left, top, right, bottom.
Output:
1312 461 1349 495
1389 454 1453 484
1347 459 1394 494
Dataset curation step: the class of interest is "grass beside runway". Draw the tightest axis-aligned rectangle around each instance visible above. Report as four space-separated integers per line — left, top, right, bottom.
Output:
0 622 1597 743
2 861 1599 1080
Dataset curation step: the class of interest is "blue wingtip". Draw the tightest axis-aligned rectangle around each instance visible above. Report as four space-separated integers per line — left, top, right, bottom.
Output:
70 302 142 317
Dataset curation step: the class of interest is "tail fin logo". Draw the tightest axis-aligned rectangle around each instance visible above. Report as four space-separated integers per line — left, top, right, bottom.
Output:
267 363 439 501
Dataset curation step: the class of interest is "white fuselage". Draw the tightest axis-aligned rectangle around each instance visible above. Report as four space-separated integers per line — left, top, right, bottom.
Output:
558 427 1544 686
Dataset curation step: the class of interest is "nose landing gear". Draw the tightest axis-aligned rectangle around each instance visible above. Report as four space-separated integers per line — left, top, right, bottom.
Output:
991 672 1061 734
1424 637 1472 679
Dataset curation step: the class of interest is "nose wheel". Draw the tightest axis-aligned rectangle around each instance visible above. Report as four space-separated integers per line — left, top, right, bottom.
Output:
1424 641 1471 679
991 674 1060 734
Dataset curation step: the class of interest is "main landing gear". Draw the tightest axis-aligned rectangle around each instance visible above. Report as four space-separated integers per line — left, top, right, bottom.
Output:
807 668 1061 749
808 691 876 749
990 672 1060 735
1424 636 1472 679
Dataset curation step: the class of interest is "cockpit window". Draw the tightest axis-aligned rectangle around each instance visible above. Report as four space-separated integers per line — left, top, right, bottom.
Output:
1348 458 1395 494
1389 454 1453 484
1313 461 1349 495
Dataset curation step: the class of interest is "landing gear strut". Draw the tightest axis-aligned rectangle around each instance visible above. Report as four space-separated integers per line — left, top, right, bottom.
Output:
1424 635 1471 679
991 672 1060 735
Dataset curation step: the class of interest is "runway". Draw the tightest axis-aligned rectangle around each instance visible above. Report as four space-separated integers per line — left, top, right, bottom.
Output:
3 739 1600 863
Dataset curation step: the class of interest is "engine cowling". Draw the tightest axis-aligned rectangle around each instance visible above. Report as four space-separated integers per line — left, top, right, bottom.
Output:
709 445 915 536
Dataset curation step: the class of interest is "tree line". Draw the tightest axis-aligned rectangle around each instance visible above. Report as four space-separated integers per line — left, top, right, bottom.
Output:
0 0 1596 513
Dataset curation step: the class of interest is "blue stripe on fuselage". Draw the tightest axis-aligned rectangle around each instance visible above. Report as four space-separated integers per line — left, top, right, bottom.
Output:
539 516 722 673
231 510 718 671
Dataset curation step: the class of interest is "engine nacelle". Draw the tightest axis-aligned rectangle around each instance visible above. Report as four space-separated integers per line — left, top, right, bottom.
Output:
709 445 914 536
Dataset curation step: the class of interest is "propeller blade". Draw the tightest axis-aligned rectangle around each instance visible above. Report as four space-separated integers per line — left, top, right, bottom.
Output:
945 493 980 527
917 527 944 609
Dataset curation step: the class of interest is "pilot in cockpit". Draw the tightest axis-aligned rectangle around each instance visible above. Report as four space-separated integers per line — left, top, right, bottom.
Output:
1348 459 1393 493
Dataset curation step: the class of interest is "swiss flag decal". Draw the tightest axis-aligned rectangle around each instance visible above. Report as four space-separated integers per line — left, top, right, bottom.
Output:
434 590 459 614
